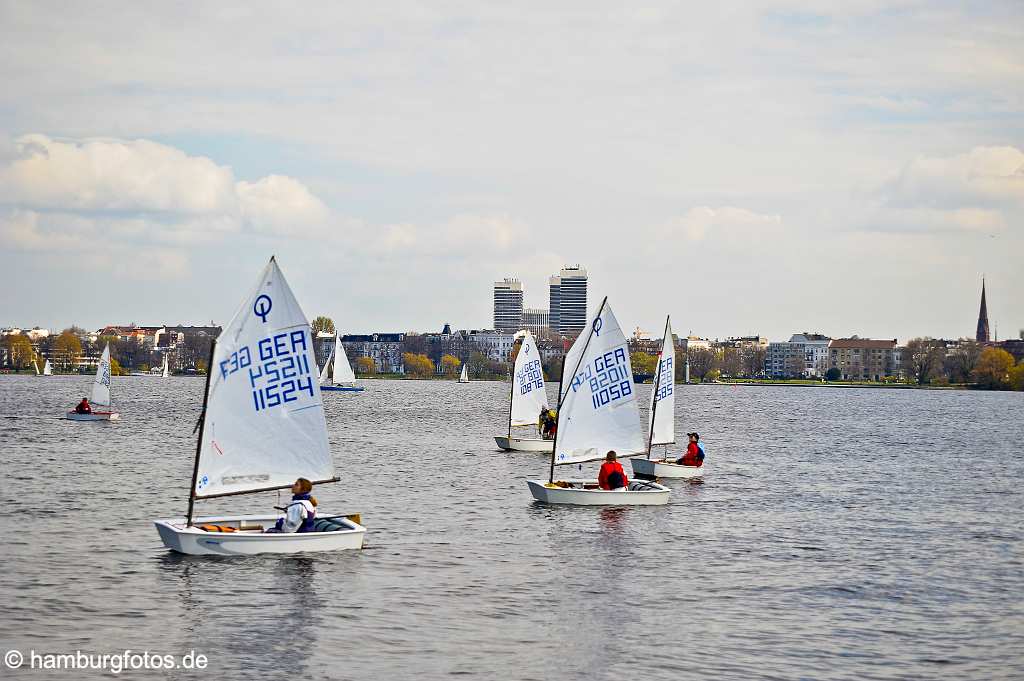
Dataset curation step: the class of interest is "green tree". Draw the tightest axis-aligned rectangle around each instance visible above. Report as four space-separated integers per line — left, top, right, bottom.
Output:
311 316 335 336
109 357 127 376
972 347 1015 389
1009 361 1024 392
354 356 376 375
944 339 982 383
630 351 657 377
440 354 461 375
825 367 842 381
53 330 83 370
720 348 742 378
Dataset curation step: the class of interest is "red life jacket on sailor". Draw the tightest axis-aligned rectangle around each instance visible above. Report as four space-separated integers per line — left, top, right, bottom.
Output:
598 461 629 490
681 441 704 467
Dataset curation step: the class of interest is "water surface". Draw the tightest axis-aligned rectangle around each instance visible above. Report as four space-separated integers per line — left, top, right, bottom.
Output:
1 377 1022 679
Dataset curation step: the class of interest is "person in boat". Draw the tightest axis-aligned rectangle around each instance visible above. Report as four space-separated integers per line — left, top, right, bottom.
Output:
265 478 318 533
677 432 705 467
74 397 92 414
538 406 557 440
598 451 629 490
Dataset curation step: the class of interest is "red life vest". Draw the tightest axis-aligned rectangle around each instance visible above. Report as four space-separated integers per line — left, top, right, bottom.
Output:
598 461 628 490
681 442 703 467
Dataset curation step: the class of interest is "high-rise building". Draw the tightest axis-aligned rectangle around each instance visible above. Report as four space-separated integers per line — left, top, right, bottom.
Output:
493 279 524 332
549 265 587 334
976 279 990 343
548 277 560 332
523 308 549 336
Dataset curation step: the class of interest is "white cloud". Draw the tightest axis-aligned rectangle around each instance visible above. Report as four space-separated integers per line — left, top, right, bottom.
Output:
0 133 331 262
862 146 1024 234
884 146 1024 209
662 206 782 243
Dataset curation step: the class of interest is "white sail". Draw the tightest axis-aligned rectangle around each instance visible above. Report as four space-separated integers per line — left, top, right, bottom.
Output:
43 359 52 376
459 364 469 382
91 344 112 407
649 317 676 446
510 331 547 427
333 334 356 384
554 299 644 465
161 354 169 378
319 348 334 386
194 257 334 498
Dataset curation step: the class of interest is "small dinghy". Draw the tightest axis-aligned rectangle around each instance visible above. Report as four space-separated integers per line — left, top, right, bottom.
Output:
320 332 364 392
67 344 119 421
527 298 669 505
495 330 553 453
630 316 706 481
154 257 366 556
458 363 469 383
161 354 169 378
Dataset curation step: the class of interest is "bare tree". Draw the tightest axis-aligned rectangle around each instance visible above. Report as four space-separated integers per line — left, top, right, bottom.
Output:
742 347 766 378
944 339 982 384
904 338 947 385
720 348 742 378
687 347 718 382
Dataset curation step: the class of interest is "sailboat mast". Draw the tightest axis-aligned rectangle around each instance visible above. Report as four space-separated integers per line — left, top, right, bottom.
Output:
548 297 608 483
506 343 516 440
645 315 670 459
186 339 217 527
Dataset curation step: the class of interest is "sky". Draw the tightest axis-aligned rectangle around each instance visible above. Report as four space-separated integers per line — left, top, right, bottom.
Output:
1 1 1022 342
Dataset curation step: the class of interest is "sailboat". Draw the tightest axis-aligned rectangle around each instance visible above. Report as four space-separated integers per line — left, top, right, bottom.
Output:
495 330 553 453
161 354 169 378
67 344 120 421
630 317 702 480
154 257 367 555
458 363 469 383
526 298 670 505
320 333 364 392
33 360 40 376
43 359 53 376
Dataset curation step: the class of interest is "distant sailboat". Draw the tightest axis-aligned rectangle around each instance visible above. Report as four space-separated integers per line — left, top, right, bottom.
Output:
631 316 702 480
43 359 52 376
321 333 364 392
161 354 169 378
67 344 119 421
494 330 553 453
154 257 366 555
458 363 469 383
33 360 40 376
526 298 670 505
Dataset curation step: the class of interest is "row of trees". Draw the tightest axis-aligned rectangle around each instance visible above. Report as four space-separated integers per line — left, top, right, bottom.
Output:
903 339 1024 389
2 328 215 374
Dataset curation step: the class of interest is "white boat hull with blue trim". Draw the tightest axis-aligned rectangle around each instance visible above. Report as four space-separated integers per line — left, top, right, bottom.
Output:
321 385 365 392
526 479 670 505
495 436 553 452
630 458 705 480
67 410 120 421
154 513 366 555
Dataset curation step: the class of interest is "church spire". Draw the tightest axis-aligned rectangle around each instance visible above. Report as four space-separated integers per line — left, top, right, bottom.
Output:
976 278 990 343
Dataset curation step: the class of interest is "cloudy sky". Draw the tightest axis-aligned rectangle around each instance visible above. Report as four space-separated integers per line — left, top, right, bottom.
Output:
1 1 1022 341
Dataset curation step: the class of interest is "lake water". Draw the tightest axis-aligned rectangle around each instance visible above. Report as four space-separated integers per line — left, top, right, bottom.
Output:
1 376 1022 680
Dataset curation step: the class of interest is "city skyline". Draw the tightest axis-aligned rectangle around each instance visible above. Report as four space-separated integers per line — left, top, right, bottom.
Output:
0 4 1021 341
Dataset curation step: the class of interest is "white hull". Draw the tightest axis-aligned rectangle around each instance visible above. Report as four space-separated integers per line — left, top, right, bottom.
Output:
631 458 706 480
494 436 553 452
526 479 670 505
67 411 120 421
154 513 366 555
